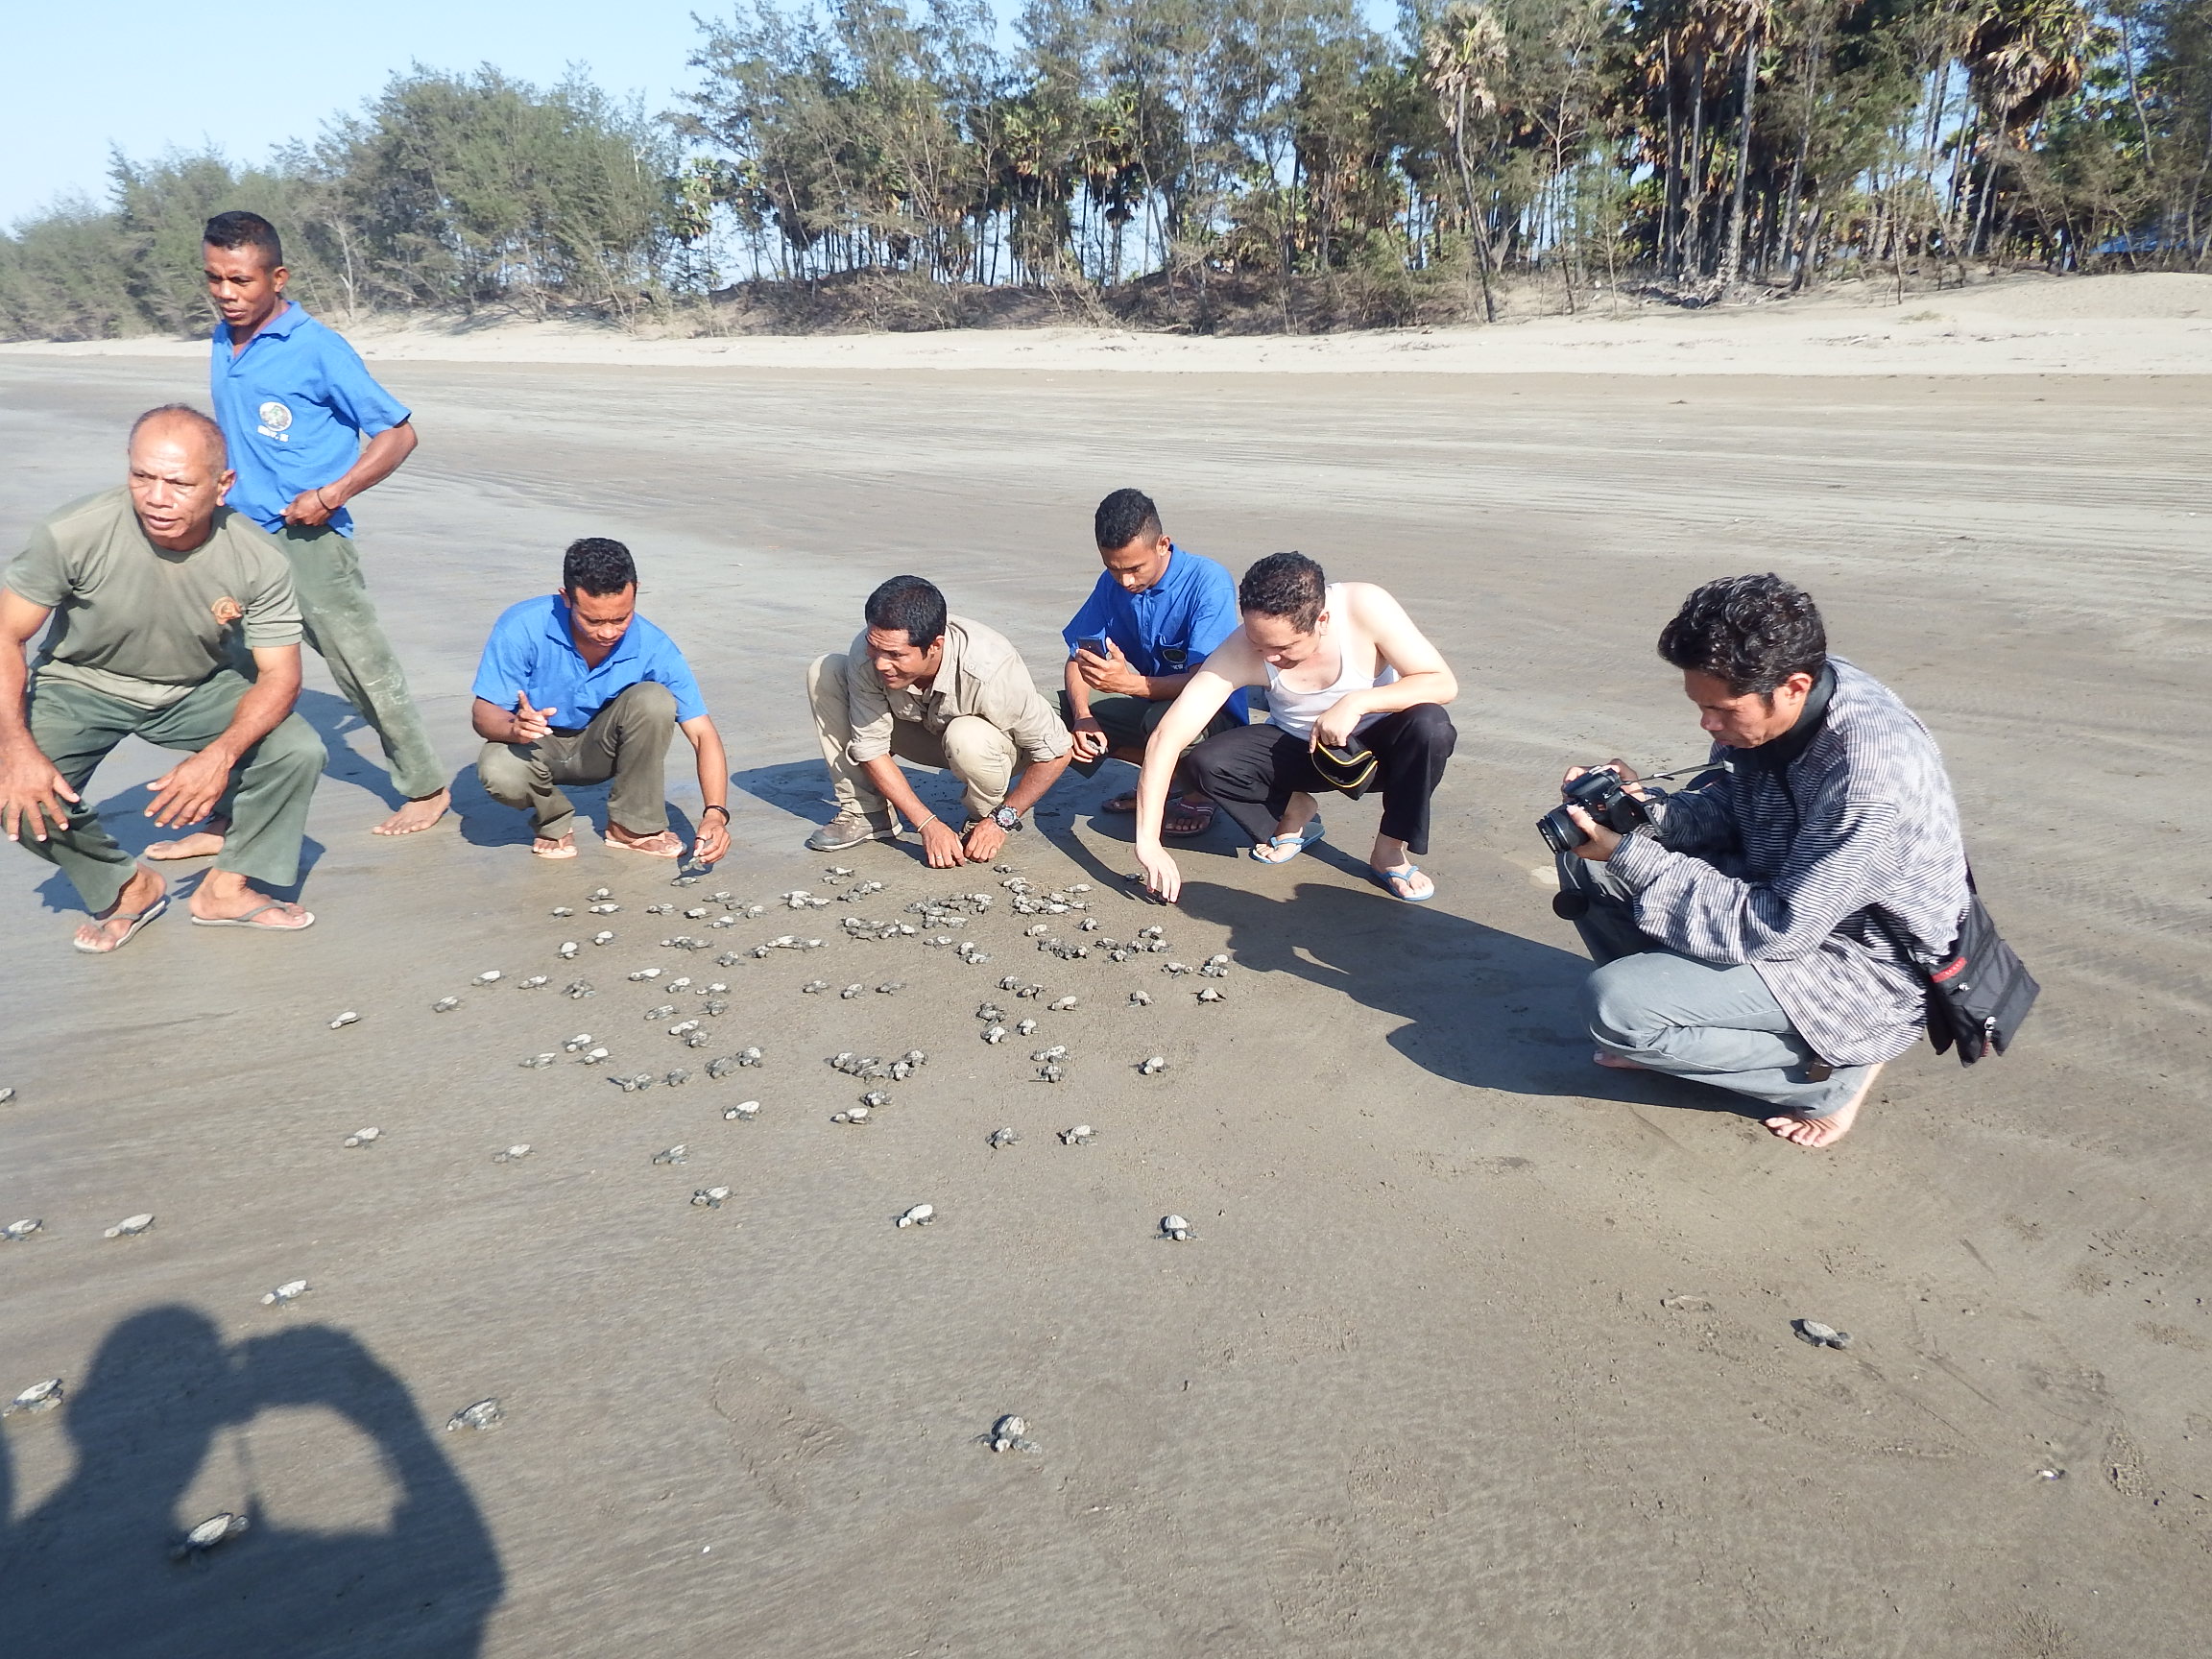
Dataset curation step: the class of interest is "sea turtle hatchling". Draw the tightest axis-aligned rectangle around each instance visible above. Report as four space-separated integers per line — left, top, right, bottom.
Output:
1029 1045 1068 1063
628 968 663 982
432 997 460 1013
563 1033 594 1051
643 1004 678 1022
1161 1214 1194 1242
474 970 503 984
3 1218 42 1242
1048 997 1078 1012
589 902 620 915
667 1020 701 1038
563 979 595 999
105 1213 156 1238
342 1127 381 1148
1138 1056 1167 1076
494 1145 532 1162
841 984 865 998
736 1046 763 1067
1037 1064 1065 1084
588 887 613 902
591 931 615 946
579 1047 611 1066
5 1378 64 1415
171 1511 251 1560
976 1002 1006 1022
802 980 830 995
0 1087 13 1104
982 1024 1007 1044
859 1091 890 1108
998 975 1022 991
1128 991 1152 1007
652 1144 689 1165
327 1010 360 1029
517 975 548 990
665 1069 692 1087
831 1106 871 1124
558 942 580 959
445 1398 503 1431
988 1127 1020 1149
1194 987 1225 1003
877 982 905 995
262 1279 311 1306
1015 1018 1038 1036
550 906 574 918
691 1187 732 1209
1023 924 1049 938
1060 1124 1096 1145
724 1100 761 1120
986 1413 1039 1454
896 1203 935 1228
1793 1319 1855 1350
609 1073 656 1094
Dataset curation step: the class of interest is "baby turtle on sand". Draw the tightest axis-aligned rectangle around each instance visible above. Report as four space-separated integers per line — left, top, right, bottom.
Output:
5 1378 63 1415
724 1099 760 1120
903 1049 927 1066
802 979 830 995
1194 987 1225 1003
262 1280 310 1306
171 1512 250 1560
445 1398 503 1431
550 906 574 917
474 970 503 984
588 887 612 902
665 1069 692 1087
877 981 905 995
1048 997 1078 1012
579 1047 610 1065
998 975 1022 991
669 975 693 990
1793 1319 1855 1350
1038 1064 1065 1083
105 1213 156 1238
668 1020 701 1037
976 1002 1006 1022
591 931 615 946
643 1004 677 1022
1128 991 1152 1007
985 1413 1039 1454
558 941 580 958
494 1145 532 1162
896 1203 935 1228
1016 983 1046 999
563 1033 595 1051
652 1144 689 1165
609 1073 656 1094
628 968 663 982
841 984 866 998
589 902 620 915
691 1187 732 1209
831 1106 871 1124
982 1024 1007 1044
1029 1045 1069 1063
342 1127 380 1148
1138 1056 1167 1076
432 996 461 1013
1061 1124 1096 1145
1160 1214 1194 1241
737 1046 764 1066
988 1127 1020 1149
1023 924 1050 937
1015 1018 1038 1036
859 1091 890 1108
563 979 595 999
3 1218 43 1242
517 975 548 990
327 1011 360 1029
0 1087 13 1104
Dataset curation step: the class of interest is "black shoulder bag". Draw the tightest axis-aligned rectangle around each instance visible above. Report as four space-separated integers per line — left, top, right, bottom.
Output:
1882 871 2041 1066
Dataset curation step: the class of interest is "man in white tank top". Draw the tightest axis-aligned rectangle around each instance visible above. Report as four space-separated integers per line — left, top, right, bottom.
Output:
1132 552 1459 903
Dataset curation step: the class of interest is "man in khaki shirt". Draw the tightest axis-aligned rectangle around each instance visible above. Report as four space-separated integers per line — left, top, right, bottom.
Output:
805 575 1071 867
0 406 325 951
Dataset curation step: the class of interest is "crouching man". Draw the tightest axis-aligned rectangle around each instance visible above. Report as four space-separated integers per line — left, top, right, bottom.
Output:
1554 574 1970 1148
805 575 1072 867
1 405 324 951
471 538 729 862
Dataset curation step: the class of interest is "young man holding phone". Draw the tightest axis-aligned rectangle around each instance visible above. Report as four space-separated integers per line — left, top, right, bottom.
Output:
1060 489 1244 836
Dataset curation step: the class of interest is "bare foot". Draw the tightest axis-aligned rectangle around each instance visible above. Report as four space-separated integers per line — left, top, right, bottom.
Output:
1764 1064 1884 1150
372 789 450 836
531 832 578 859
72 868 168 953
145 822 228 860
606 822 683 858
1593 1050 1648 1071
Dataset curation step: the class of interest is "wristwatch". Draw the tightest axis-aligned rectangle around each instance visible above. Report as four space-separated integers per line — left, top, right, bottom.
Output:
989 805 1022 832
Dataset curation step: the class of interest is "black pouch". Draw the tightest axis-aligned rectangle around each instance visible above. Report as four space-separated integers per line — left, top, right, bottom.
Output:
1310 737 1379 796
1919 888 2040 1064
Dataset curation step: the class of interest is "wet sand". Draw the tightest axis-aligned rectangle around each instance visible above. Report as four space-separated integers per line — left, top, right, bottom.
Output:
1 357 2208 1657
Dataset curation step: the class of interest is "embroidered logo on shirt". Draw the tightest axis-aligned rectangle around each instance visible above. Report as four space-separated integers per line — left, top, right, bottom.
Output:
256 400 293 442
210 597 244 627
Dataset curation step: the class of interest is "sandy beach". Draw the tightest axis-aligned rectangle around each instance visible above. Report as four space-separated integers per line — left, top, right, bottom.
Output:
1 284 2208 1656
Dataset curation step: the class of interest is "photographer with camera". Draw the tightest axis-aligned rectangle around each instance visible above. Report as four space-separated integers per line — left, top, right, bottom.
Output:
1550 574 1970 1149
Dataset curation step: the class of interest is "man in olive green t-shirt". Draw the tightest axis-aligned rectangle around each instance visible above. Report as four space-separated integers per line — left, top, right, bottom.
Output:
1 405 325 952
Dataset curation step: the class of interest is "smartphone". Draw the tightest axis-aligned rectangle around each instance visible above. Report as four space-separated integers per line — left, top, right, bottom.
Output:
1076 636 1110 659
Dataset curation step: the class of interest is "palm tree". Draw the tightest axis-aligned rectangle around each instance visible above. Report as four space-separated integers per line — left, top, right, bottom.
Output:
1422 1 1508 320
1962 0 2096 253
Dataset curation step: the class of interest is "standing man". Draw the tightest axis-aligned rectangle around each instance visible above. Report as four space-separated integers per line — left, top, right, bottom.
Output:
471 539 729 862
805 576 1072 867
153 208 444 859
1551 574 1971 1149
1061 488 1243 836
1 407 324 950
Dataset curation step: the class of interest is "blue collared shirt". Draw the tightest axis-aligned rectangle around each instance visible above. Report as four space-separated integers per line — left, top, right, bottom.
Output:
471 595 709 730
1062 544 1246 720
208 302 413 536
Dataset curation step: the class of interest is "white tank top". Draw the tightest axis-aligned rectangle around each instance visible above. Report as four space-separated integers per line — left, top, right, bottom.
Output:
1263 585 1398 740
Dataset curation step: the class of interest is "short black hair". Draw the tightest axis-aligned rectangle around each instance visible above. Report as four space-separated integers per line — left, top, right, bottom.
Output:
563 537 637 597
1657 574 1827 697
203 210 283 269
1094 489 1163 552
864 575 948 649
1238 551 1326 632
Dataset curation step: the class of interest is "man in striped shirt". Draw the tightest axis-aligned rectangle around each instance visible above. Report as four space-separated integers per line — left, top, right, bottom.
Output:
1552 574 1970 1149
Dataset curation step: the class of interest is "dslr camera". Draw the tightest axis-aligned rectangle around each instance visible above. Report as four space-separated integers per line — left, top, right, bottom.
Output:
1537 767 1651 854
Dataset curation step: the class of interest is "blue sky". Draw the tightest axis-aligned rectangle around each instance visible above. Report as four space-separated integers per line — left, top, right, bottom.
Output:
9 1 1409 230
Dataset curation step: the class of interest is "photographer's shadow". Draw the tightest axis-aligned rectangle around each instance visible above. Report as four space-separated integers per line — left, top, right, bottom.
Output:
0 1306 502 1657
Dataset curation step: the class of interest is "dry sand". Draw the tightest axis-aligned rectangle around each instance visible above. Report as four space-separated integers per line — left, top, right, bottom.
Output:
1 296 2208 1657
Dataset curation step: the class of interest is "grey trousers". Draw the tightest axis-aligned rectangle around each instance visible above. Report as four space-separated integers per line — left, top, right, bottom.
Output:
807 654 1014 824
477 682 676 841
19 670 325 911
275 523 445 800
1556 851 1869 1118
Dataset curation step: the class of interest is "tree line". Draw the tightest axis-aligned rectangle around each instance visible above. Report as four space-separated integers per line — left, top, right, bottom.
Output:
4 1 2208 340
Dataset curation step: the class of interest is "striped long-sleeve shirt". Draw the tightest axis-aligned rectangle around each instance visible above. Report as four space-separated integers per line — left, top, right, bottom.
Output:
1605 657 1971 1067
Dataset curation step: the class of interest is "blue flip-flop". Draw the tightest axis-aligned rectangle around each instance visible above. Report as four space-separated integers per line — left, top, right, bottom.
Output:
1370 863 1435 903
1249 816 1323 864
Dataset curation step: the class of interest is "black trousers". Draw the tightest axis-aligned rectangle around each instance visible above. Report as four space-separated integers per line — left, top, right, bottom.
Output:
1186 704 1456 855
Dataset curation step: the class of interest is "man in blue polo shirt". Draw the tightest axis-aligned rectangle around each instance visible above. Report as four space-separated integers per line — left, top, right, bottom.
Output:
1061 489 1243 837
171 209 448 854
471 538 729 862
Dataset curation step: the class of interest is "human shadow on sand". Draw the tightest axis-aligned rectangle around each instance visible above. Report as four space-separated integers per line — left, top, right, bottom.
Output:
0 1307 503 1658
